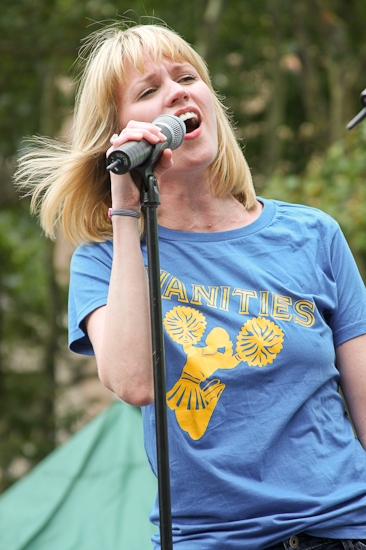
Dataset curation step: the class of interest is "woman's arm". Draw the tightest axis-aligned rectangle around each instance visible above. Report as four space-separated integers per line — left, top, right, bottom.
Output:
86 215 154 406
85 121 172 406
336 333 366 449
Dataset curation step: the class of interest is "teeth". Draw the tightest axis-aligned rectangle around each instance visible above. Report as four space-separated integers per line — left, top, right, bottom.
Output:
178 111 198 122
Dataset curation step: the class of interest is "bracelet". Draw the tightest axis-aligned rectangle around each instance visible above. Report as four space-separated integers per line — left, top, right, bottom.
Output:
108 208 141 219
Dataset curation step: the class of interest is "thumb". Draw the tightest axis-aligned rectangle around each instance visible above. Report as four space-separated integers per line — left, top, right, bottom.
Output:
154 149 173 180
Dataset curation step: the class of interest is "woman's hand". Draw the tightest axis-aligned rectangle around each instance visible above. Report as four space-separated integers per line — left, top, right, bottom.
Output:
107 120 173 209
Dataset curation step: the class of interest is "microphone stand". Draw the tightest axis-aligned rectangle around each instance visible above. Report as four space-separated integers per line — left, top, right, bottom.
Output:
132 160 173 550
347 88 366 130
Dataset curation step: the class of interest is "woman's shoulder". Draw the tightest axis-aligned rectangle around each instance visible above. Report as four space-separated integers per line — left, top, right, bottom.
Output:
261 197 341 234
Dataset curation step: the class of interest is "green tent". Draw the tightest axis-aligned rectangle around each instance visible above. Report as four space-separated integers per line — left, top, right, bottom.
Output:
0 401 158 550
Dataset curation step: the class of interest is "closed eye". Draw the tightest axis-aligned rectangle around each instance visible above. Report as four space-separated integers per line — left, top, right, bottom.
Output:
139 87 157 99
139 75 197 99
178 74 197 83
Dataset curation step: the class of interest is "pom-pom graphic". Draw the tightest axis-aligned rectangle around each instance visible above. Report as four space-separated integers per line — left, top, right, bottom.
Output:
163 306 207 345
236 317 284 367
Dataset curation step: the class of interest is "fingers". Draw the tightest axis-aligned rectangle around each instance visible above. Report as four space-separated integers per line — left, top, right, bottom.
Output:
108 120 167 154
107 120 174 180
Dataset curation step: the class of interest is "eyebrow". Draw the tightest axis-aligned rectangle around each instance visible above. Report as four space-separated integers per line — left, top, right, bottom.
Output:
168 61 195 73
131 62 195 92
132 72 156 88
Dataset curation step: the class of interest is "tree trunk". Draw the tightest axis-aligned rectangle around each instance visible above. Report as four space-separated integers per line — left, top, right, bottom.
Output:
195 0 224 62
291 0 329 146
262 0 287 176
38 61 60 450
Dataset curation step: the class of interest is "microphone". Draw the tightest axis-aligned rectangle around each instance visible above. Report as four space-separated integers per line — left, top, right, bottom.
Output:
347 88 366 130
106 114 186 174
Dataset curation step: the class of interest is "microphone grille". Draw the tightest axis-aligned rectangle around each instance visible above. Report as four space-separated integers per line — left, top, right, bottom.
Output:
153 114 186 150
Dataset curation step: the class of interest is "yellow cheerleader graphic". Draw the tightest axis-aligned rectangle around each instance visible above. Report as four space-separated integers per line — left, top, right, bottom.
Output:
236 317 284 367
165 306 241 440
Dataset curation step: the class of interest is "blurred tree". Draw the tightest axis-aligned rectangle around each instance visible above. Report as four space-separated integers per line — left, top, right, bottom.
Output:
0 0 118 491
262 124 366 278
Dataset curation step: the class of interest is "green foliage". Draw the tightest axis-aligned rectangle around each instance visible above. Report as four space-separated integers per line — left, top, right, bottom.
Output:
0 209 48 340
262 124 366 277
0 213 93 490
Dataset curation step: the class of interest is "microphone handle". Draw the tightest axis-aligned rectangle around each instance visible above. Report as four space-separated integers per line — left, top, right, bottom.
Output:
107 139 153 174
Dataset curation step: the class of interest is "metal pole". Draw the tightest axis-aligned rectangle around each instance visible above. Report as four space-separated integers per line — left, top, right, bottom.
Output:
142 173 173 550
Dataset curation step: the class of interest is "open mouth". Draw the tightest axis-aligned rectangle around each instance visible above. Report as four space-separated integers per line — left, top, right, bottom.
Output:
178 111 201 134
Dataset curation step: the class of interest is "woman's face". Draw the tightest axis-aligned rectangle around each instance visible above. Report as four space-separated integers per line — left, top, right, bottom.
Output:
117 56 218 178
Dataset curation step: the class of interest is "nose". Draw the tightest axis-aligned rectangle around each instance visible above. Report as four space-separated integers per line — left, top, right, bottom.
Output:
165 81 190 106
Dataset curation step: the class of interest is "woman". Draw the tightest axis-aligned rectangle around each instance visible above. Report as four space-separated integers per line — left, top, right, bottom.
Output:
15 22 366 550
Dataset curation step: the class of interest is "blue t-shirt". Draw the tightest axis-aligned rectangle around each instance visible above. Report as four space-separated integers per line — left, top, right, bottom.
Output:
69 198 366 549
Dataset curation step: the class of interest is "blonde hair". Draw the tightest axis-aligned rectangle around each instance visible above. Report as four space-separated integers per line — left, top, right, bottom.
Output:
15 22 256 244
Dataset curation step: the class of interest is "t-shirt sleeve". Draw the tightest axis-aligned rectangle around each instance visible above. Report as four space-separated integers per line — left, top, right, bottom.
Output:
328 224 366 347
68 241 113 355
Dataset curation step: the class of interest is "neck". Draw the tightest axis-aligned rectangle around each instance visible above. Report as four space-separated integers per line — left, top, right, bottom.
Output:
157 184 261 232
